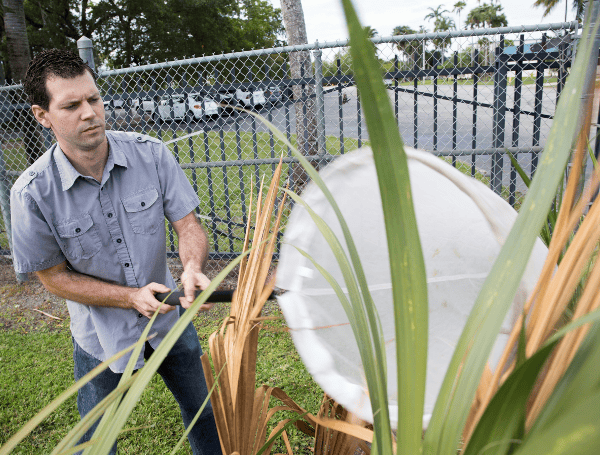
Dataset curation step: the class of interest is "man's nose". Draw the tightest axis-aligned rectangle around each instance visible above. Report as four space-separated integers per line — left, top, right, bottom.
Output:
80 101 96 119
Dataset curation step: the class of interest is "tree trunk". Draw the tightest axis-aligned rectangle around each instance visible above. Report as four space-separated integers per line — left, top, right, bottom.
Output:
81 0 89 36
3 0 30 82
280 0 318 189
2 0 45 164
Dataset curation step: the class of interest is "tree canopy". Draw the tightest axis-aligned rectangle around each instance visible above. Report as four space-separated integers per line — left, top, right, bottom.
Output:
533 0 584 21
1 0 284 77
392 25 423 67
464 3 508 29
424 4 455 58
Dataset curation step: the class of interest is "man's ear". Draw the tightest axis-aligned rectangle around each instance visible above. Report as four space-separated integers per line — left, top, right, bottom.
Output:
31 105 51 129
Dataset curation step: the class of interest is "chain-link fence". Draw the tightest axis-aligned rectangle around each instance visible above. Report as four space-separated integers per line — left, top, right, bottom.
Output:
0 21 583 275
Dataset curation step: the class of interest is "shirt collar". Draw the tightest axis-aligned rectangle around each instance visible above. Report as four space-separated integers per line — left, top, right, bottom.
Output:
53 134 128 191
106 132 128 169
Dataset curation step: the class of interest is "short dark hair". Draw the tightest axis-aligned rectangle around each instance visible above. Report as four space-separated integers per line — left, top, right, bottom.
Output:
23 49 96 111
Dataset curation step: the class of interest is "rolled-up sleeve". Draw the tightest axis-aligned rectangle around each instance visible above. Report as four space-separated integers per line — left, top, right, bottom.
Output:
152 142 200 223
11 189 65 273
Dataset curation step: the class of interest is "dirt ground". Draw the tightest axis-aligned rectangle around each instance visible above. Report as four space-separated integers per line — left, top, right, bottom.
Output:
0 256 245 333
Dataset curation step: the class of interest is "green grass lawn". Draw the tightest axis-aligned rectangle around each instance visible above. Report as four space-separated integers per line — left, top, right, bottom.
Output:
0 303 323 454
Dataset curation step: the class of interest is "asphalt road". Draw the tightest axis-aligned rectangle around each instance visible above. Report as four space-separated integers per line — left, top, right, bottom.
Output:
107 81 563 195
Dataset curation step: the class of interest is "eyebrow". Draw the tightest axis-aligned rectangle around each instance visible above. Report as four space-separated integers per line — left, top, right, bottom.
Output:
58 93 101 107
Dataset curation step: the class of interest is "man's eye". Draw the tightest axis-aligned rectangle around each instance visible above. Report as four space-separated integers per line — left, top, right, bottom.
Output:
65 105 77 110
90 97 101 104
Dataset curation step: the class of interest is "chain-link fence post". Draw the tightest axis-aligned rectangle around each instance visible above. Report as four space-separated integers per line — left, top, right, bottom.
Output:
313 46 326 158
0 142 10 248
77 36 96 73
491 36 508 194
580 0 600 129
0 141 27 281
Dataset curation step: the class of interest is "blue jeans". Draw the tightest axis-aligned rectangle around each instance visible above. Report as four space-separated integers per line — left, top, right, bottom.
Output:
73 321 221 454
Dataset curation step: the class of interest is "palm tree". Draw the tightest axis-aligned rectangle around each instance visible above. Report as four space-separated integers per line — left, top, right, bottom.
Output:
392 25 420 69
2 0 30 82
425 4 451 25
363 25 378 38
533 0 584 21
465 3 507 28
453 1 467 30
465 3 507 65
425 4 455 62
364 26 379 55
434 16 455 59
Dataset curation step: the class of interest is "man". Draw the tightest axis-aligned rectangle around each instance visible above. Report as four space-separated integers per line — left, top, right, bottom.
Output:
10 49 221 454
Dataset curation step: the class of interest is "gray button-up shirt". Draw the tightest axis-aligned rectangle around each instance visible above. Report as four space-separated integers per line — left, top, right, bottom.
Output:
11 130 201 372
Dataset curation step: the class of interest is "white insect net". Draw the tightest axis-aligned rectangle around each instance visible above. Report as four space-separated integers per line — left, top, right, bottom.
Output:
276 147 548 428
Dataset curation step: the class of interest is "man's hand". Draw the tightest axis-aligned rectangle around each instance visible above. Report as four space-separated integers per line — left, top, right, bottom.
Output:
180 268 213 311
130 282 176 318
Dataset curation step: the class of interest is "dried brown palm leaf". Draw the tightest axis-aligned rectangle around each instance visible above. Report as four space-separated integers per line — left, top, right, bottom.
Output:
313 395 373 455
201 159 321 455
462 86 600 444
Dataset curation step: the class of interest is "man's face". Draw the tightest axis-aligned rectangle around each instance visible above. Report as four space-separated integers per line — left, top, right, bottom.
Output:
32 71 106 156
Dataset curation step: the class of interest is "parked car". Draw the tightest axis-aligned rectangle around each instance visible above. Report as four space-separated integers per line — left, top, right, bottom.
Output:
235 88 266 109
216 90 240 116
103 98 125 109
265 86 282 106
153 94 187 124
138 97 155 115
189 93 220 120
150 93 221 123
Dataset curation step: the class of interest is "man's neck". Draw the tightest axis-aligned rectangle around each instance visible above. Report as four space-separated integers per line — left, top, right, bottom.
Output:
60 137 109 182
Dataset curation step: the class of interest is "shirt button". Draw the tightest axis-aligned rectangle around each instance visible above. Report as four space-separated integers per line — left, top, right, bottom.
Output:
116 238 122 243
141 202 146 207
138 313 143 318
124 263 130 267
75 228 81 233
107 213 113 218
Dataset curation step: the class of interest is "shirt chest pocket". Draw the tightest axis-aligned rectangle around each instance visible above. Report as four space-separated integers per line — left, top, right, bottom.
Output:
54 213 102 260
121 187 162 235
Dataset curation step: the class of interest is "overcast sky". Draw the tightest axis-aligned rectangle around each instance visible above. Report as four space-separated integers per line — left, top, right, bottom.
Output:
271 0 576 44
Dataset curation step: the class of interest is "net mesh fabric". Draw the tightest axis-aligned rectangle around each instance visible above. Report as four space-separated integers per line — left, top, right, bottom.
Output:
276 146 548 427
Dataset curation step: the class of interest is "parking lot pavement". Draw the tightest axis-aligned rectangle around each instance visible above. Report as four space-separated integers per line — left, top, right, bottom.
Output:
104 83 558 195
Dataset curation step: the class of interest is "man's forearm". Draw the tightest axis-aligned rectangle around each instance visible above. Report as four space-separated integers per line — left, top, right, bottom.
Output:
174 213 209 273
36 262 136 309
171 212 213 308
